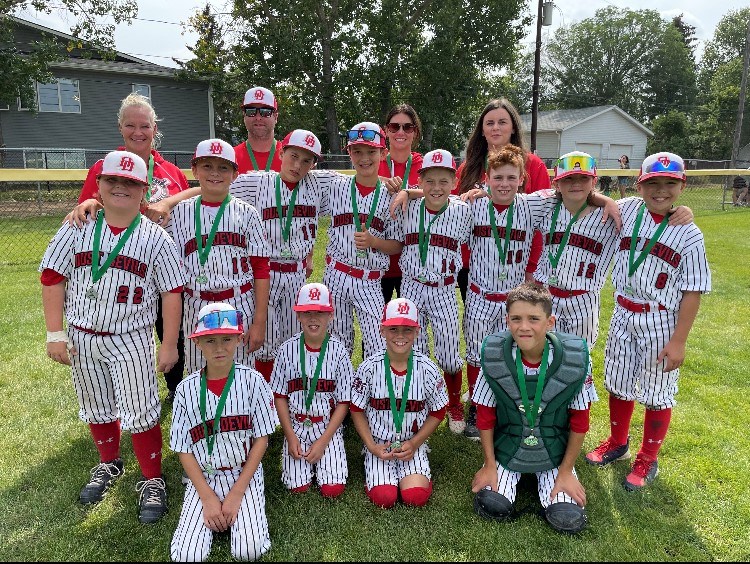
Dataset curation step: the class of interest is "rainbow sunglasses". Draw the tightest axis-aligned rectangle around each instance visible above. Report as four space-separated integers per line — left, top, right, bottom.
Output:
554 154 597 180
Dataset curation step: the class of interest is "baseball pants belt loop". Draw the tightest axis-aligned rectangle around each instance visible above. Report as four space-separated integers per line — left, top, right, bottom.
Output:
185 282 254 301
413 275 456 288
616 294 667 313
547 285 588 298
71 324 113 336
325 256 382 280
469 282 508 302
294 414 325 423
269 261 303 273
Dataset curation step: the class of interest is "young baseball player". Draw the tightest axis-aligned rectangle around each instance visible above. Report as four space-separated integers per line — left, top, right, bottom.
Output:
320 122 403 360
229 130 327 381
350 297 449 508
41 150 185 524
170 302 278 562
167 139 271 375
471 283 593 534
234 86 283 174
585 152 711 491
271 283 353 497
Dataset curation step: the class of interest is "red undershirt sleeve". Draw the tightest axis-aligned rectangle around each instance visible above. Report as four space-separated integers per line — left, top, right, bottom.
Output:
568 407 590 434
476 404 497 430
429 406 446 421
40 268 66 286
250 255 270 279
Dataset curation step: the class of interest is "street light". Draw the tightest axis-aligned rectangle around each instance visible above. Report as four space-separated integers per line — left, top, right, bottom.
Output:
531 0 553 153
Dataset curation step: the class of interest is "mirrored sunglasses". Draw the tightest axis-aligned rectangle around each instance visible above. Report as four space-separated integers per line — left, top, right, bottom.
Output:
243 107 275 118
199 310 243 330
642 157 684 175
556 154 596 174
386 122 417 134
347 129 383 143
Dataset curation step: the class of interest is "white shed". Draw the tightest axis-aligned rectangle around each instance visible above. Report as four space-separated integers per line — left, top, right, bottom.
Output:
519 105 653 169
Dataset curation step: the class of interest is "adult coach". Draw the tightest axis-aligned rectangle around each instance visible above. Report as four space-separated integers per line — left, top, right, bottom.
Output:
234 86 283 174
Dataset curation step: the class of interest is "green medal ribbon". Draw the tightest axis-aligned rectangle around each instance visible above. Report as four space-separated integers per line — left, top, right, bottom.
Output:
384 350 414 436
628 204 670 278
489 199 515 265
386 154 412 190
199 363 236 461
515 341 550 440
146 154 154 202
194 194 231 270
91 210 141 284
350 176 381 233
547 200 588 272
246 140 276 172
299 332 330 414
275 176 299 247
418 199 449 267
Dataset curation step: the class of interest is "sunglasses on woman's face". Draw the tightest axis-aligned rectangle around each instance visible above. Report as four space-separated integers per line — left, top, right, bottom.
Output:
386 122 416 134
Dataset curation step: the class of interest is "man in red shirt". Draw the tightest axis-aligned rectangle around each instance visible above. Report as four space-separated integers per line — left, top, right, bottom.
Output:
234 86 283 174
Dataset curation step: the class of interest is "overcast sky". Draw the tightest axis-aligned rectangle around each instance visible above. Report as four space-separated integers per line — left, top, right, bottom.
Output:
13 0 749 68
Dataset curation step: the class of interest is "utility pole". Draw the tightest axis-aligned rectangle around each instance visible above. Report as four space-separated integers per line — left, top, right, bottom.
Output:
731 18 750 168
531 0 553 153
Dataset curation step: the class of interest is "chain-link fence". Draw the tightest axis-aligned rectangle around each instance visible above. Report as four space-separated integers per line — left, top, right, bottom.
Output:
1 169 747 266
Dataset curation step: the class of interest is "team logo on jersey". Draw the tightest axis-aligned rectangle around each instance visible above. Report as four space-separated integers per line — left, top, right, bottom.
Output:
150 178 169 202
309 287 321 301
304 134 316 147
658 155 671 167
397 302 410 315
352 376 365 394
209 142 223 155
119 156 135 171
254 89 265 101
431 152 443 164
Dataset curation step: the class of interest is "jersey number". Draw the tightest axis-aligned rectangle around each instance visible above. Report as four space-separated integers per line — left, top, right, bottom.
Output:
505 250 523 265
116 285 144 304
441 258 456 274
232 257 251 274
655 272 668 289
576 262 595 279
301 224 316 240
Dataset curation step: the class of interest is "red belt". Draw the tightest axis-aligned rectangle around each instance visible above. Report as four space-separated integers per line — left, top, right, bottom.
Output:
72 325 113 336
326 256 381 280
617 295 667 313
294 414 325 423
470 283 508 302
413 275 456 287
185 281 253 301
215 460 246 472
548 285 588 298
269 261 303 273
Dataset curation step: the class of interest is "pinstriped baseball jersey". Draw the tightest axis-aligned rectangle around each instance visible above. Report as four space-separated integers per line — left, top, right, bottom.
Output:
39 212 185 333
320 173 402 270
399 196 471 282
473 341 595 411
351 351 449 442
229 171 327 260
612 197 711 310
167 196 270 293
271 333 353 422
468 192 548 291
533 197 619 292
170 364 278 470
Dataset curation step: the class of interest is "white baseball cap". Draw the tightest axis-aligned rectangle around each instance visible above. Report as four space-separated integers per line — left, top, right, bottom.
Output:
282 129 322 159
242 86 277 109
189 302 244 339
638 152 686 183
294 283 334 312
553 151 597 181
99 150 149 185
346 121 386 149
381 298 420 327
419 149 456 173
192 139 238 168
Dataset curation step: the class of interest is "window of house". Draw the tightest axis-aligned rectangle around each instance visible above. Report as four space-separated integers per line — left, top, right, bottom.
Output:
133 84 151 99
37 79 81 113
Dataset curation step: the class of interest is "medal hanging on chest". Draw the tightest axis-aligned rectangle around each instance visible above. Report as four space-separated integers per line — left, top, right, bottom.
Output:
299 333 330 428
384 350 413 452
626 204 670 297
194 195 231 285
90 210 141 300
199 364 236 475
86 285 98 300
488 199 514 285
276 176 299 260
546 200 587 288
350 177 381 260
515 341 550 448
418 199 448 280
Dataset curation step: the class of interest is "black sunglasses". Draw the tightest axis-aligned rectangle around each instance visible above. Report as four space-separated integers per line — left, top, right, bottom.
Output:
243 107 275 118
386 122 417 134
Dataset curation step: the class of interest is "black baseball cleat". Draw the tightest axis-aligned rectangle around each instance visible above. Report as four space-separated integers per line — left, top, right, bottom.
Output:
79 458 124 504
136 475 167 524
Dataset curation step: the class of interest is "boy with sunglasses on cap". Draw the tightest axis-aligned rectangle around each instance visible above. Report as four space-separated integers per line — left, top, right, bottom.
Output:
170 302 277 561
167 139 271 376
350 297 449 508
234 86 283 174
40 150 185 524
271 283 354 497
585 152 711 492
229 130 328 381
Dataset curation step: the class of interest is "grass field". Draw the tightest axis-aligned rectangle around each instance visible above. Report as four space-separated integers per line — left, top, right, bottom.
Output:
0 210 749 561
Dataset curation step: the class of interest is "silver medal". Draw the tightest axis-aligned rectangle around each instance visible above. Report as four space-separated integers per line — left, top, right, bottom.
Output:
303 417 313 428
204 462 216 475
498 270 508 281
356 249 368 259
523 434 539 447
548 275 558 286
85 286 98 300
196 271 208 284
281 247 293 259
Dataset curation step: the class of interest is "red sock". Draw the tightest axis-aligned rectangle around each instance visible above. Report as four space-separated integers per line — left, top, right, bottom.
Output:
443 371 463 408
290 483 311 493
609 395 635 445
366 484 398 508
320 483 345 498
255 359 274 383
640 408 672 460
401 482 433 507
131 424 163 479
466 364 480 403
88 421 121 462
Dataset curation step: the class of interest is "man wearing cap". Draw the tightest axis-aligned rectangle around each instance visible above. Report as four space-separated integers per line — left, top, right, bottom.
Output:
270 282 353 498
234 86 283 174
41 150 186 524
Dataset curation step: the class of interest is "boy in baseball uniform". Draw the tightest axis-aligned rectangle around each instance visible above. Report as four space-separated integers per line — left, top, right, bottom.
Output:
167 139 271 375
585 152 711 491
41 150 185 523
350 297 449 508
170 302 277 562
271 283 353 497
471 283 594 534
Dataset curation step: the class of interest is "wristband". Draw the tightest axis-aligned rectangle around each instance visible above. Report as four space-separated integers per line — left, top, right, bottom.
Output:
46 330 68 343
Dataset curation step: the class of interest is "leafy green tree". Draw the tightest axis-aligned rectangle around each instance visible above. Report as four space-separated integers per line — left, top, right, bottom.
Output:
646 110 694 157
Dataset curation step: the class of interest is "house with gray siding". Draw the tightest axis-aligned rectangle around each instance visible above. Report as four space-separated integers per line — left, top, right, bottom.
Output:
520 106 653 169
1 16 213 168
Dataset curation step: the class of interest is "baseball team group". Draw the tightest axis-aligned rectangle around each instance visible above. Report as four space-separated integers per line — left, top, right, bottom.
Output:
40 85 711 561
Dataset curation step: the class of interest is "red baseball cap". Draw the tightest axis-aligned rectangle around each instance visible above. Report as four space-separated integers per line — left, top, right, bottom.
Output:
294 283 334 312
381 298 420 327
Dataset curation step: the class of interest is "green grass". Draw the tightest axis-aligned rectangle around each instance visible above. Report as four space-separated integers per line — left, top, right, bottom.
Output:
0 213 749 560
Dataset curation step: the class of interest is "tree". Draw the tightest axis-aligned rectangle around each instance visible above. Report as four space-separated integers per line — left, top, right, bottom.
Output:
646 110 694 157
672 14 698 60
